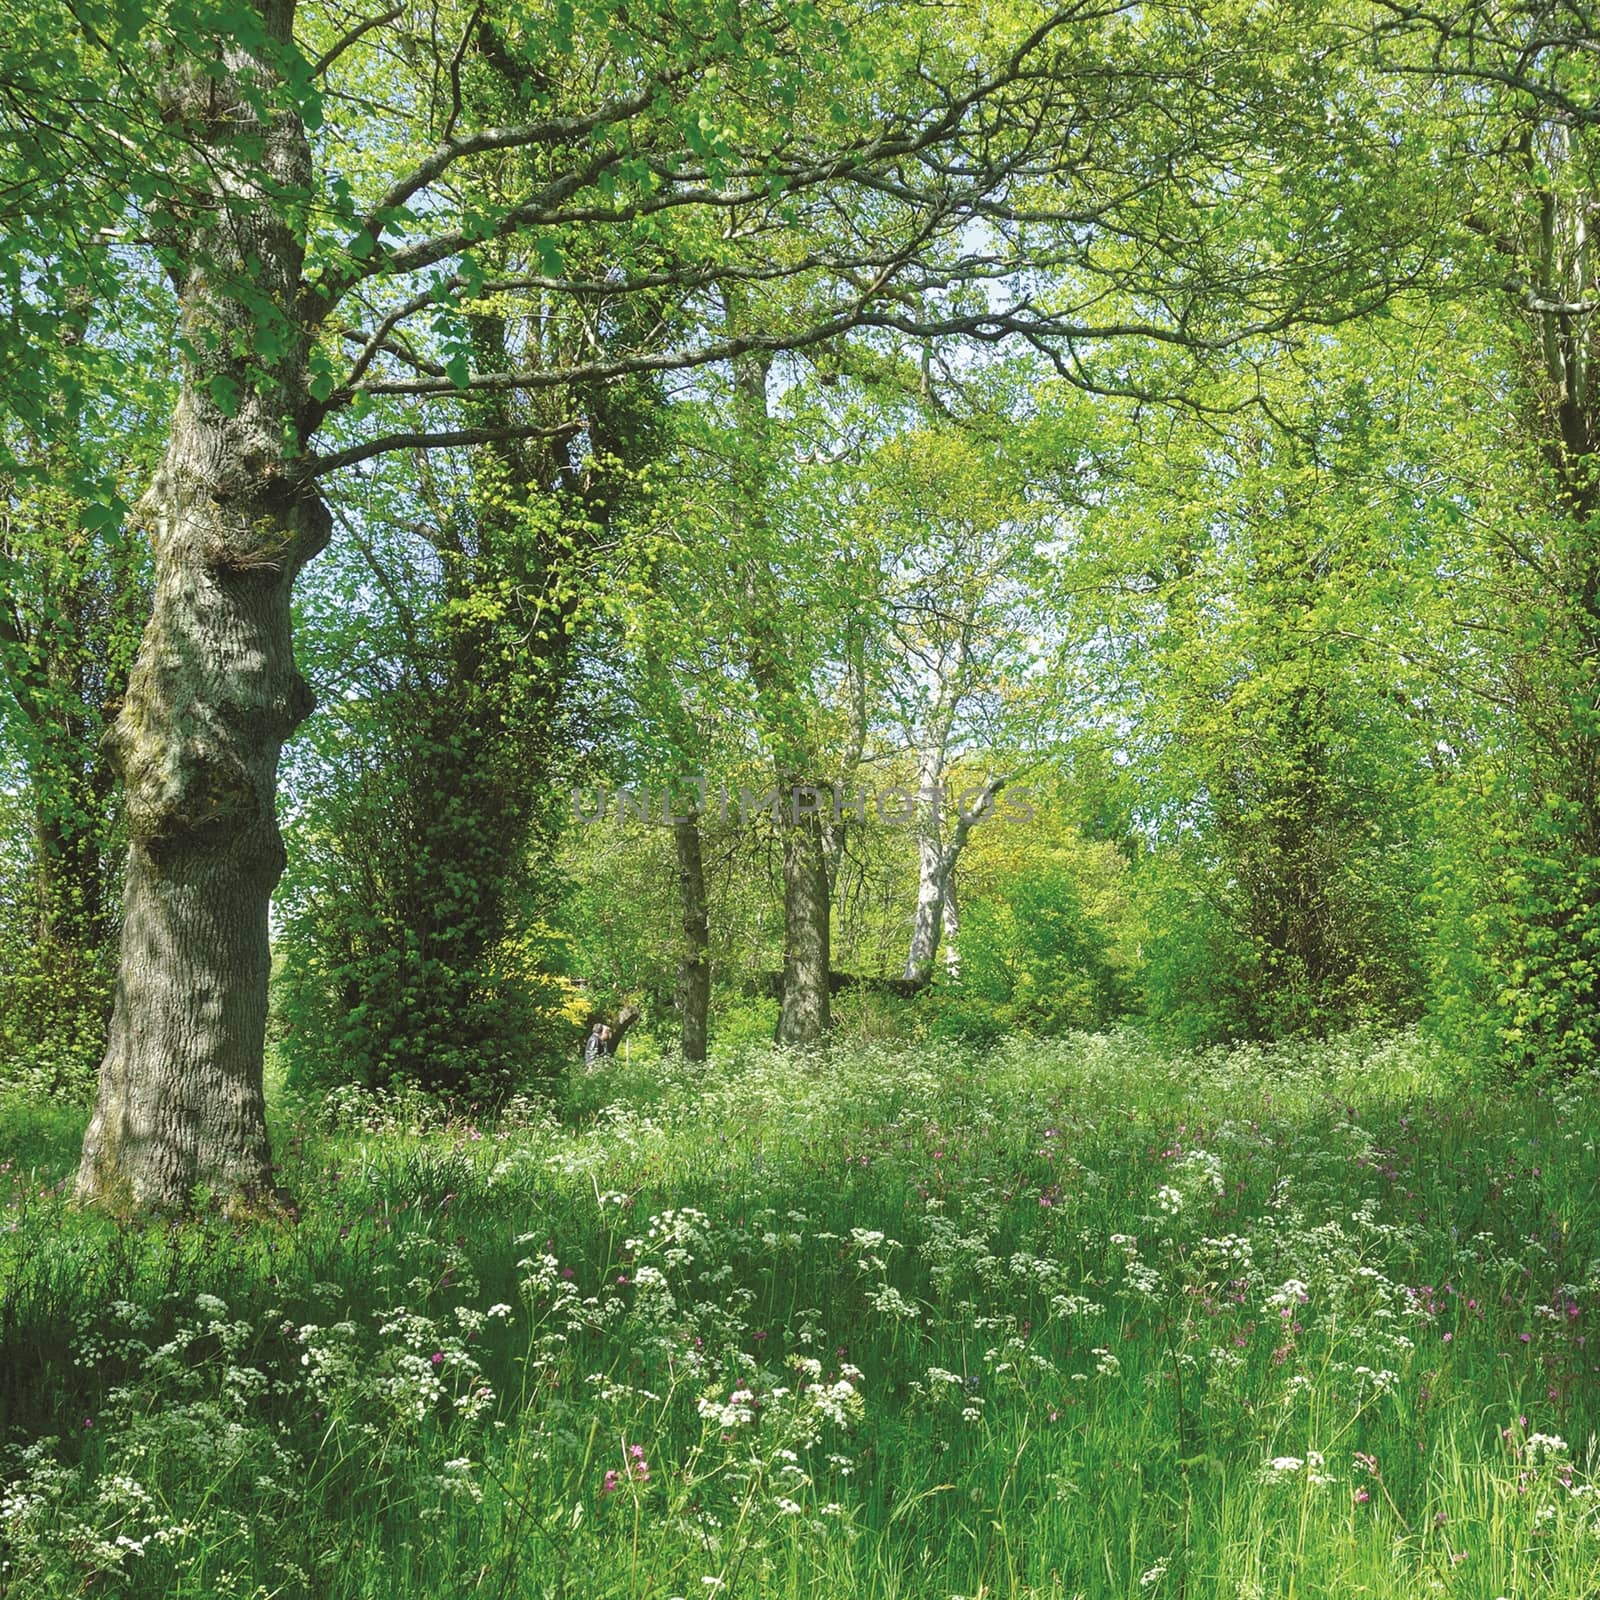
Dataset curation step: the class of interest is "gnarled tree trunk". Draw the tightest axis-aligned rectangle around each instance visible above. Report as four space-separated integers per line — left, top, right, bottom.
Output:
76 0 326 1210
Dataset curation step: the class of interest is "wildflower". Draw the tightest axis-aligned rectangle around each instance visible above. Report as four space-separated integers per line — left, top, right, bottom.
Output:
430 1351 444 1367
1354 1488 1370 1504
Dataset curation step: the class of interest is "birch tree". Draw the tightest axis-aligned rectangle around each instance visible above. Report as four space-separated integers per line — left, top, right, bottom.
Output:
855 424 1052 987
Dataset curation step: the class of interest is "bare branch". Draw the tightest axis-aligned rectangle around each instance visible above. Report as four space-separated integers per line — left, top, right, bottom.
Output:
313 6 403 78
306 419 581 477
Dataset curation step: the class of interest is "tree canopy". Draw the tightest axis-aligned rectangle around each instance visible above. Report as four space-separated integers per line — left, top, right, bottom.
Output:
2 0 1599 1209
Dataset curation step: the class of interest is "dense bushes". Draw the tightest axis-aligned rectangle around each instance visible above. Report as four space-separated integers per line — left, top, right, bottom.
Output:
939 849 1131 1041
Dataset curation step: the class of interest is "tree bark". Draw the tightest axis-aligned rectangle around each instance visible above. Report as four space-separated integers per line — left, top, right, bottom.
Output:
777 797 832 1044
905 830 950 988
76 0 327 1211
941 874 962 980
904 772 1004 988
673 808 711 1062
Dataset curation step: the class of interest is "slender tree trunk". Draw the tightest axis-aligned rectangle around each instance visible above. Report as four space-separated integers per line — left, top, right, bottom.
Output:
904 770 1003 987
673 809 711 1062
905 754 952 988
723 314 831 1045
76 1 326 1211
941 874 962 980
777 796 831 1044
905 830 950 988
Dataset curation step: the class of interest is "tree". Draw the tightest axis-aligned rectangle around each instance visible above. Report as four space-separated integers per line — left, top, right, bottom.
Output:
1367 0 1600 1070
1059 352 1441 1042
18 0 1431 1207
848 418 1055 987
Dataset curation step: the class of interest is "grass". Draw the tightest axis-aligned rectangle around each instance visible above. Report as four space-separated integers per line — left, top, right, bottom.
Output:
2 1028 1599 1598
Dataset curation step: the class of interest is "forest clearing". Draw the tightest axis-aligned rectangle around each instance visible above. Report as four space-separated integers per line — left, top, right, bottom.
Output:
7 0 1600 1593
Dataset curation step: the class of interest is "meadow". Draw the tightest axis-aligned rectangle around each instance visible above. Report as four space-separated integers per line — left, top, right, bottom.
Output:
2 1030 1598 1600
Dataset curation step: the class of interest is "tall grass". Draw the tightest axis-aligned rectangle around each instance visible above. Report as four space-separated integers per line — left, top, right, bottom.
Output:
3 1029 1598 1598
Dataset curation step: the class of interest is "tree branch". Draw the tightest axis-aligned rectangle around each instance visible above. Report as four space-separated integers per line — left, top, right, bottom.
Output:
306 419 581 477
313 6 404 78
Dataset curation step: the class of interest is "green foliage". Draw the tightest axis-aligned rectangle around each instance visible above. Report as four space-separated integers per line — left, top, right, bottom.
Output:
1487 801 1600 1078
710 988 782 1047
0 378 157 1098
275 475 592 1101
955 850 1131 1038
0 936 115 1103
1056 349 1446 1046
1430 784 1600 1083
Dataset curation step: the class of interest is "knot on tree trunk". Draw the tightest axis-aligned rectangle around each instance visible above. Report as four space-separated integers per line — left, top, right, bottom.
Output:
118 732 261 856
200 482 327 577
